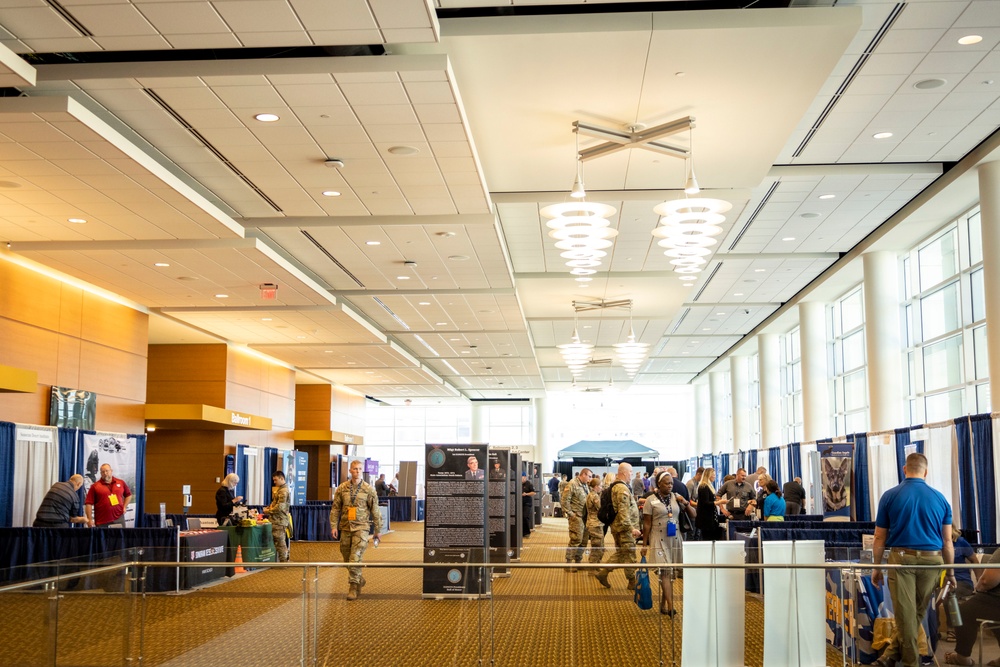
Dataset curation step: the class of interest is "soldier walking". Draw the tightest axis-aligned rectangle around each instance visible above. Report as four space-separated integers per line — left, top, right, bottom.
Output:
562 468 592 571
331 459 382 600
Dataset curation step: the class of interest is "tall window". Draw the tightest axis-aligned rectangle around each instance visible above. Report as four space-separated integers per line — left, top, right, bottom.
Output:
364 405 472 481
748 353 761 450
780 328 803 443
903 207 988 422
830 287 868 435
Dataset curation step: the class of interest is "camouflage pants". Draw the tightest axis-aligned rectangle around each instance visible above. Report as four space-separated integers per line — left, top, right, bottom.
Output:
271 523 289 563
586 525 605 564
339 529 370 584
603 530 637 582
565 515 586 562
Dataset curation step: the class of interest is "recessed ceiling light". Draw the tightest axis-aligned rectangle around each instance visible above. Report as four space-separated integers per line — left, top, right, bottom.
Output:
324 350 333 354
682 351 689 355
322 190 341 197
387 145 419 155
800 212 821 219
154 262 170 267
436 322 447 326
702 328 711 332
913 78 947 90
254 113 279 122
450 338 460 341
215 294 229 298
754 269 766 273
782 237 796 241
68 218 87 224
366 241 380 246
397 276 410 280
690 341 699 345
418 301 431 306
261 318 272 321
296 336 306 339
448 255 470 261
958 35 983 46
818 194 836 200
873 131 893 139
461 350 470 354
347 361 356 365
716 312 725 316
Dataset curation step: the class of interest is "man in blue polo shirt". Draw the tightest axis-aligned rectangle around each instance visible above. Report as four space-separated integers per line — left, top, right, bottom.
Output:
871 453 955 667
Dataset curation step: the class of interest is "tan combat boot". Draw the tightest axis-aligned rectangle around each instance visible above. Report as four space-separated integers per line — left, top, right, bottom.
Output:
346 583 358 601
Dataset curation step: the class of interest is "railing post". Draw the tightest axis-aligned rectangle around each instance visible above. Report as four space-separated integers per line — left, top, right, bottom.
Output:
44 580 59 667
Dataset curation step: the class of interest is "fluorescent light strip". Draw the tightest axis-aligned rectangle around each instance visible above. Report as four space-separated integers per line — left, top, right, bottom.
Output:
414 334 440 357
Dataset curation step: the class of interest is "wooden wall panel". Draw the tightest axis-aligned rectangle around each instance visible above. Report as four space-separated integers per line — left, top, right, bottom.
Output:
58 284 83 338
0 261 62 331
295 384 333 431
96 396 146 434
55 334 82 389
0 319 60 380
81 293 148 356
0 390 46 425
147 345 227 384
79 342 146 401
147 380 227 407
144 430 225 514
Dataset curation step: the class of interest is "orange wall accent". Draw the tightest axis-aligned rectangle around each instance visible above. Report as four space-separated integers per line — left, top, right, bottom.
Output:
0 259 147 431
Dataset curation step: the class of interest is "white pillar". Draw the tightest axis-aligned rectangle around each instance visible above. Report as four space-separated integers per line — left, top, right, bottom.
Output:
534 397 552 470
799 301 830 441
709 370 729 453
472 403 487 443
863 250 903 431
695 382 711 454
731 356 750 453
758 333 782 449
979 161 1000 409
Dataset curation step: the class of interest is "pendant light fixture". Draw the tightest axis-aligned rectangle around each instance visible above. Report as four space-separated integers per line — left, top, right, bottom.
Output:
684 126 700 195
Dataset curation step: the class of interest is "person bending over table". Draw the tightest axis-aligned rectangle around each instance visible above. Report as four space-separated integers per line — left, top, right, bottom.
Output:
215 473 243 525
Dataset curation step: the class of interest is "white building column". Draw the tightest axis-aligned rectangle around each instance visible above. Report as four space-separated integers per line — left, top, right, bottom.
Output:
709 370 729 453
471 402 487 443
979 160 1000 408
799 301 830 441
730 356 750 453
534 397 553 470
695 381 711 455
758 333 782 449
863 250 904 431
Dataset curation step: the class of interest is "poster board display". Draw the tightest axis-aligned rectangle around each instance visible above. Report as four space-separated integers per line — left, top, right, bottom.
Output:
398 461 417 497
819 442 854 520
487 448 511 577
292 451 308 506
422 443 489 598
510 453 522 561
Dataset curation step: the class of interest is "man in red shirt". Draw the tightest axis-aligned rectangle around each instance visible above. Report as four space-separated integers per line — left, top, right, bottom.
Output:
85 463 133 527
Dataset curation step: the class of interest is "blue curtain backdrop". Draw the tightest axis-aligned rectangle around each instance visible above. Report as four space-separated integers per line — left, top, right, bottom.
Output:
263 446 277 505
738 450 746 472
747 449 758 474
768 447 783 486
851 433 871 522
0 421 15 527
57 428 86 514
131 433 147 527
969 415 996 543
235 444 249 501
894 428 911 483
789 443 802 480
955 417 979 540
719 454 730 478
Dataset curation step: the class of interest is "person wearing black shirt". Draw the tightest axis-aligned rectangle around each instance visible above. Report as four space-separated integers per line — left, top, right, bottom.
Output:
215 473 242 525
521 473 536 538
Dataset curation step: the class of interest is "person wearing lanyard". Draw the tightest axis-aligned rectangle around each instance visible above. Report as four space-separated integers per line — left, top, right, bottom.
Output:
331 460 381 601
642 471 695 615
871 453 954 667
84 464 132 527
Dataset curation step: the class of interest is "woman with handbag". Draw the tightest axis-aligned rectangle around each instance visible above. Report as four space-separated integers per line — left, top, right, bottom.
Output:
642 471 696 615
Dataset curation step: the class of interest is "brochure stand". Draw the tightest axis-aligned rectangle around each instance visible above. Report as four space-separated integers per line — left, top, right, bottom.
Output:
681 541 746 667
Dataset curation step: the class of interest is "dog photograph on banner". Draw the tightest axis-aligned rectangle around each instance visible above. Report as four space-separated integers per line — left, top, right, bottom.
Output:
82 433 139 527
820 443 854 520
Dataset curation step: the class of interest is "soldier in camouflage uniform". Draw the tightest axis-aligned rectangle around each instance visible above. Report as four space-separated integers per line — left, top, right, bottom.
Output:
561 468 592 571
331 459 382 601
264 470 291 563
595 462 641 590
585 476 605 571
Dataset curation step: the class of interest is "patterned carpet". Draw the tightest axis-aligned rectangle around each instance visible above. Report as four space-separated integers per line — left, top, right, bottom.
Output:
1 519 848 666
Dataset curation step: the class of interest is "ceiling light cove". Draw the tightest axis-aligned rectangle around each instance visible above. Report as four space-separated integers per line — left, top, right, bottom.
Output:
958 35 982 45
68 218 87 224
214 294 229 298
873 132 893 139
322 191 341 197
254 113 279 122
154 262 169 267
366 241 380 246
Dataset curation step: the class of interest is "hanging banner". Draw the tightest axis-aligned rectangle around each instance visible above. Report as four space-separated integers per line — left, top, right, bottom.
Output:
82 432 139 527
293 450 308 505
819 442 854 520
422 443 489 598
488 448 511 577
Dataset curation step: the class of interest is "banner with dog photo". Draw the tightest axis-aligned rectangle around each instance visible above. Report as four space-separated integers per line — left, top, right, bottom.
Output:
82 432 139 527
819 442 854 520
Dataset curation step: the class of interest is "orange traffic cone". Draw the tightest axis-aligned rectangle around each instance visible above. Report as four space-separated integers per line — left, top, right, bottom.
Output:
234 545 246 574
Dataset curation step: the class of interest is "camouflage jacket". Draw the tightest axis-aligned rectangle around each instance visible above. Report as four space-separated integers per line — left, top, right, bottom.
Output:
585 490 603 529
610 480 640 535
330 480 381 534
561 477 588 518
266 482 291 526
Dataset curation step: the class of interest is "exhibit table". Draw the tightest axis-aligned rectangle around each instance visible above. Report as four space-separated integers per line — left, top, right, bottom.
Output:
178 529 227 589
220 523 276 575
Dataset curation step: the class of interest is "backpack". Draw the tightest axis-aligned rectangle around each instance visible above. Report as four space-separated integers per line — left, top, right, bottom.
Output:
598 480 626 527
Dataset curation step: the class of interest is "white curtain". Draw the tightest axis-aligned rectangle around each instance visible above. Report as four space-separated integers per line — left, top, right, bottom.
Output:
12 425 59 527
779 445 790 486
868 433 898 519
923 423 959 528
245 447 264 506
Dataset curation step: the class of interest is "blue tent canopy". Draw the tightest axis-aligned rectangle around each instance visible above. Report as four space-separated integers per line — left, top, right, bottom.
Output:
557 439 659 460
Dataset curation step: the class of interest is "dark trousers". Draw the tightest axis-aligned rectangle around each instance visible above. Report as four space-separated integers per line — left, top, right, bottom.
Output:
956 592 1000 657
522 502 532 536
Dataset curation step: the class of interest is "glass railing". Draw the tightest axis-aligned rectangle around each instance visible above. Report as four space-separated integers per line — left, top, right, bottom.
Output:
0 544 993 667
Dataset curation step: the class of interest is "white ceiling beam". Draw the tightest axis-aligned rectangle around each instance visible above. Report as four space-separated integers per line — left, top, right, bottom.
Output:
340 288 514 296
768 163 943 178
491 188 753 203
241 214 497 229
575 117 693 162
